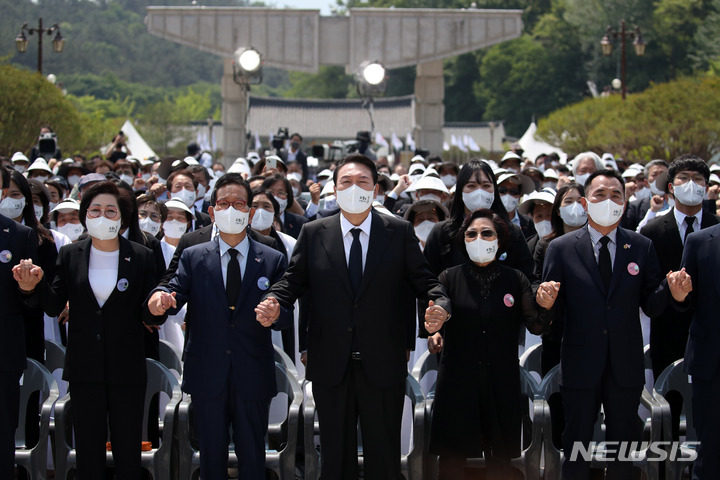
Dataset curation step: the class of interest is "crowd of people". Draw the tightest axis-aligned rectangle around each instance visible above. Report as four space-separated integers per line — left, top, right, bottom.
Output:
2 126 719 480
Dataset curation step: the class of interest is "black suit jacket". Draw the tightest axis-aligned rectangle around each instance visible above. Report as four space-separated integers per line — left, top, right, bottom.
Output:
34 237 161 384
640 208 719 375
681 224 720 379
542 226 669 389
282 211 308 239
516 213 537 240
193 209 212 230
266 210 450 387
0 215 38 373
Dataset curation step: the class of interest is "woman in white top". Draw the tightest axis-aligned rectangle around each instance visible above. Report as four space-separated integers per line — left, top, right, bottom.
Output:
155 197 194 351
14 181 162 479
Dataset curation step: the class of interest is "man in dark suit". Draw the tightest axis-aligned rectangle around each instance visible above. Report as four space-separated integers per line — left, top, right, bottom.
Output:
281 132 308 183
622 159 668 231
0 166 38 479
681 223 720 480
640 156 718 382
149 174 292 480
256 154 451 479
537 169 690 479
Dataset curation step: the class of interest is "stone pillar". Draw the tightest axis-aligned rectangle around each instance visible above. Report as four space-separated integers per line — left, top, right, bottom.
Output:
221 58 248 164
414 60 445 156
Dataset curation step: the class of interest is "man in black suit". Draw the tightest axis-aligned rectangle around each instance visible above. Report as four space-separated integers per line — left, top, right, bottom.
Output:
538 169 690 479
149 174 293 480
257 154 451 479
623 159 669 231
282 133 308 183
640 156 718 382
0 167 38 479
681 224 720 480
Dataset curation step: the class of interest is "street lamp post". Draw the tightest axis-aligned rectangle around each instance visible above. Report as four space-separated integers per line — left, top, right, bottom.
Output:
15 18 65 76
600 20 646 100
356 61 388 135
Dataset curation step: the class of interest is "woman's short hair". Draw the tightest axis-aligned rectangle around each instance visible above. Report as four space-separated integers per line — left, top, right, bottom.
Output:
79 181 133 230
460 208 510 255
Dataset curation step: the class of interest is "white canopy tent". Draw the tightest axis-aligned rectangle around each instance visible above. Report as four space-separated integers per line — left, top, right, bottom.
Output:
518 122 567 163
115 120 157 160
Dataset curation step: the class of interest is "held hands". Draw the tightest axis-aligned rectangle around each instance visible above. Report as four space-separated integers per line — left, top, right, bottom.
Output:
255 296 280 327
536 281 561 310
667 268 692 302
12 259 44 292
428 333 444 354
424 300 449 334
148 291 177 316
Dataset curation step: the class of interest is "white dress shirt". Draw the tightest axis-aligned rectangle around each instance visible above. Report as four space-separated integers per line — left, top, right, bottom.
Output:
588 224 617 270
218 235 249 287
340 212 372 272
673 207 703 245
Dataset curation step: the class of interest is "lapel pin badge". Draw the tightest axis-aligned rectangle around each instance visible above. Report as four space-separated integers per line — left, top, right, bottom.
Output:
255 257 261 263
125 257 131 262
2 228 9 233
117 278 129 291
257 276 270 290
503 293 515 307
0 250 12 263
627 262 640 275
623 244 631 249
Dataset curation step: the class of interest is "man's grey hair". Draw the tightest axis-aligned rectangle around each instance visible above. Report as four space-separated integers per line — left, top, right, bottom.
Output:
644 159 669 176
571 152 605 175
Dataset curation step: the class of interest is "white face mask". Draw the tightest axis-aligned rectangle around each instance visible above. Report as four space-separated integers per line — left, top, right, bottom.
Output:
33 175 50 183
67 175 81 187
120 174 134 186
157 176 167 185
542 181 557 190
141 173 152 182
417 193 442 204
139 217 161 236
292 186 300 197
574 172 590 186
462 188 494 212
58 222 84 242
196 184 207 201
34 205 44 221
500 194 518 213
633 186 651 201
409 174 422 184
441 174 456 188
49 202 58 211
335 185 374 214
586 199 624 227
213 170 225 179
322 195 337 211
213 206 249 234
559 202 588 227
534 219 552 238
375 194 386 205
86 216 121 240
162 219 187 239
465 237 499 264
274 196 288 214
649 179 665 196
14 164 27 174
414 220 435 243
251 208 275 231
0 197 26 219
171 189 196 208
672 180 705 206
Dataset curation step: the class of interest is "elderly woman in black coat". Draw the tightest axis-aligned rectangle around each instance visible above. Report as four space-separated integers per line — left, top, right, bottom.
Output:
424 208 549 480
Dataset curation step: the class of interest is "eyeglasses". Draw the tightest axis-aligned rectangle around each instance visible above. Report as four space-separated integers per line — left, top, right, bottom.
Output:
87 206 120 219
675 174 707 186
214 199 249 211
497 186 520 196
138 210 161 222
465 229 497 240
271 190 288 199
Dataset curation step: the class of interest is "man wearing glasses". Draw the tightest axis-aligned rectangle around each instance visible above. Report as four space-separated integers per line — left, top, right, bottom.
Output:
147 174 293 480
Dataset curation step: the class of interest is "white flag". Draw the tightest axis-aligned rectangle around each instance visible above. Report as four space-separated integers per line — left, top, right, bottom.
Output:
254 132 262 150
443 141 450 151
375 132 389 149
466 135 480 152
405 132 416 151
458 135 468 152
391 132 404 151
450 134 459 147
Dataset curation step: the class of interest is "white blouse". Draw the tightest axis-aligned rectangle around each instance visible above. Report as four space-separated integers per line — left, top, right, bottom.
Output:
88 246 119 308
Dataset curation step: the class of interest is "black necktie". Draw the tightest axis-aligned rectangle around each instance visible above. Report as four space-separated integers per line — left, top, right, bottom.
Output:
226 248 242 309
348 228 363 295
598 236 612 292
684 216 696 243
